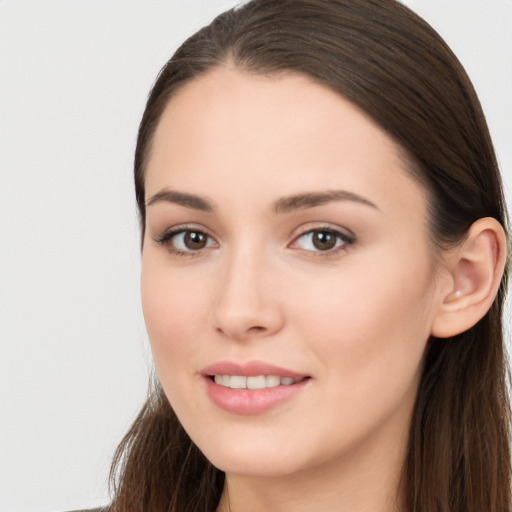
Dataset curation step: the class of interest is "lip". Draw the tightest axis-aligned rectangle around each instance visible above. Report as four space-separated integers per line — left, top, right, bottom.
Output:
202 360 310 415
202 360 307 379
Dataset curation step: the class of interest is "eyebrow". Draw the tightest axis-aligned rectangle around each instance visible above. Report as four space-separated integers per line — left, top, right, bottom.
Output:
273 190 379 213
146 189 214 212
145 188 378 213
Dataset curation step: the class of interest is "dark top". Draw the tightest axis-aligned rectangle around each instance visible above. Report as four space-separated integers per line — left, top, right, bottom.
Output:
68 508 108 512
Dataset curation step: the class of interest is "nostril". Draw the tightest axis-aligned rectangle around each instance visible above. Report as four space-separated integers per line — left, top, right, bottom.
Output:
248 326 266 332
210 302 284 341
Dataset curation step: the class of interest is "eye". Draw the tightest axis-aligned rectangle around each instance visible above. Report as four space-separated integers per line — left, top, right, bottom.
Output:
292 228 354 253
154 228 217 255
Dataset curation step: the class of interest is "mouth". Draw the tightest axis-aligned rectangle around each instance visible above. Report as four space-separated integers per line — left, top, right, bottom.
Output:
202 361 311 415
211 374 308 389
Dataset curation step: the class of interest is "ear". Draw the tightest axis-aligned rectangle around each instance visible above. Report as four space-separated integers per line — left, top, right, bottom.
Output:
431 217 508 338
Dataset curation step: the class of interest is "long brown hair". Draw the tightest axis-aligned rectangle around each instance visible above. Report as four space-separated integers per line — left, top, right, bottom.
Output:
110 1 511 510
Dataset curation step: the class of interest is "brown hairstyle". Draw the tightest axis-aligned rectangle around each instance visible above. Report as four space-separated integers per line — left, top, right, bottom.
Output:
110 1 511 511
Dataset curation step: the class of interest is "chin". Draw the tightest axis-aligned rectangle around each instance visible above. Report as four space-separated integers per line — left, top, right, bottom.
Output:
190 427 310 477
207 451 303 478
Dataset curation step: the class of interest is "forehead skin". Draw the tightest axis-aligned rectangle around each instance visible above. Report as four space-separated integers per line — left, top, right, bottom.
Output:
145 67 428 220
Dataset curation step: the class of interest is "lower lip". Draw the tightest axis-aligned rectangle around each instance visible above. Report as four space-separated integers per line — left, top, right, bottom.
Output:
205 377 309 415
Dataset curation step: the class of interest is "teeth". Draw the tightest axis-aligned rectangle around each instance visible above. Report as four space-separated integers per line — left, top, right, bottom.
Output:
214 375 302 389
247 375 266 389
214 375 230 386
230 375 247 389
266 375 281 387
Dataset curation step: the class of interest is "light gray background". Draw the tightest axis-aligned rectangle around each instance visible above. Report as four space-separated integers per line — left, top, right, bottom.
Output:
0 1 510 511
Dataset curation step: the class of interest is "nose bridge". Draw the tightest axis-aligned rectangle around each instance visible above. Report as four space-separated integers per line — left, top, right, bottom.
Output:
211 240 283 340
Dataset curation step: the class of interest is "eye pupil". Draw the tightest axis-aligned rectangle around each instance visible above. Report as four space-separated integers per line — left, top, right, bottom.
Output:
313 231 336 250
185 231 207 250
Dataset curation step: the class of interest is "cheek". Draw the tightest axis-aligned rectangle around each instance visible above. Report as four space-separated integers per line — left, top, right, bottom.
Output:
140 259 208 377
283 263 435 455
293 258 435 391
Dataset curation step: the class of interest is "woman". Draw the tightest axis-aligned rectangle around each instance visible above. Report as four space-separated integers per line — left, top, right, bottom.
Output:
107 0 510 511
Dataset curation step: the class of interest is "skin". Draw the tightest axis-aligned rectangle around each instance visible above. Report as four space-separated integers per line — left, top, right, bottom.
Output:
141 67 453 512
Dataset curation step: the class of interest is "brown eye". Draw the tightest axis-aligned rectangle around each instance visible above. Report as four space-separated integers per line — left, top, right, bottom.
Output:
184 231 208 250
154 228 216 255
293 228 354 253
312 230 337 250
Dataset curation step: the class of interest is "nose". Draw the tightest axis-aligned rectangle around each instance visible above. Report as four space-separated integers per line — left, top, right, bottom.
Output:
210 250 284 341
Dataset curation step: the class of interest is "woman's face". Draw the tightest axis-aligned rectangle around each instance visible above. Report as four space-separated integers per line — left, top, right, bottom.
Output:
141 68 447 478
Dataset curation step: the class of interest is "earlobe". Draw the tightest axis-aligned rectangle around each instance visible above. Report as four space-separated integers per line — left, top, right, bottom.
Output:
431 217 507 339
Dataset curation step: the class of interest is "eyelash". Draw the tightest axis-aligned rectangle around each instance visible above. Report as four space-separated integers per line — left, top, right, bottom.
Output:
153 225 356 258
153 225 217 258
291 226 355 256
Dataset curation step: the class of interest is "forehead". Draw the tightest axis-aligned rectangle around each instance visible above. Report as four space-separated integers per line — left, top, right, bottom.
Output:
151 67 398 162
145 66 427 217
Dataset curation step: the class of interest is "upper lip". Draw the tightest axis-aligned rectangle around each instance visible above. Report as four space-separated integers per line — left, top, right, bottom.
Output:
202 360 308 379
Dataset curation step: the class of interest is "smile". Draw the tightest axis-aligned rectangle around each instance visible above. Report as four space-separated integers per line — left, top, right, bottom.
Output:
213 375 305 389
202 361 311 414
